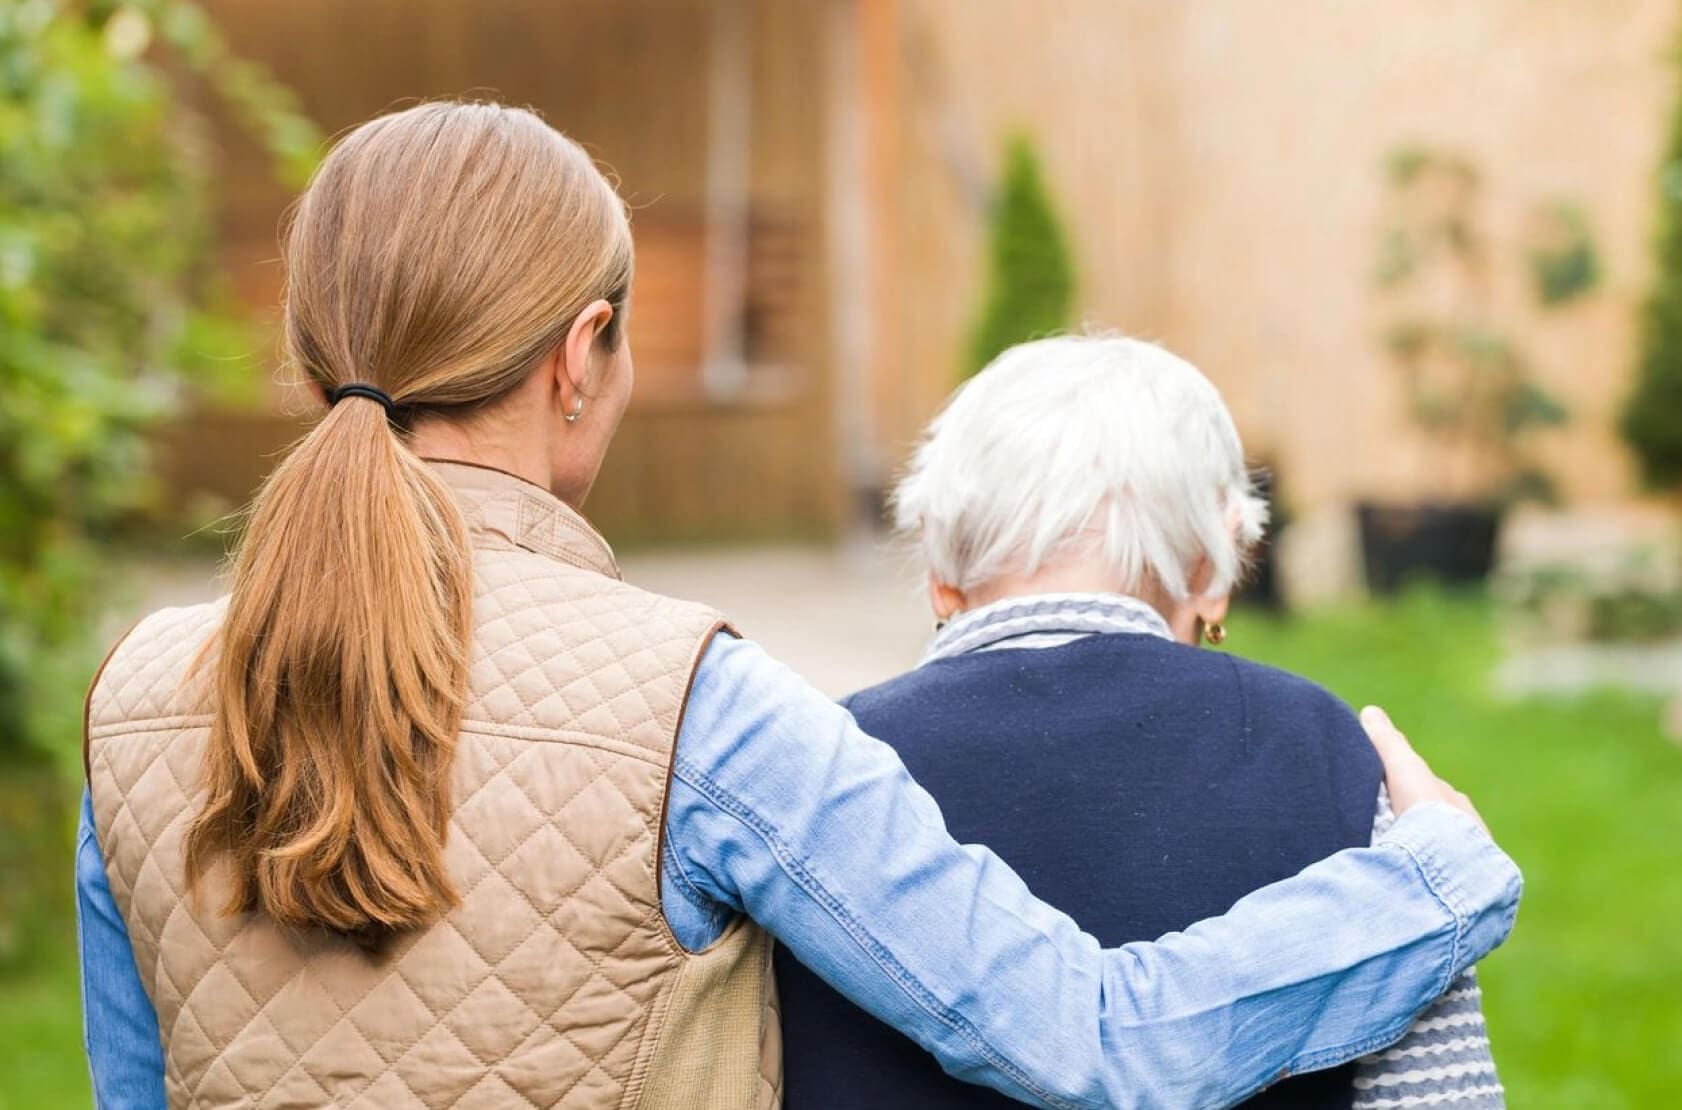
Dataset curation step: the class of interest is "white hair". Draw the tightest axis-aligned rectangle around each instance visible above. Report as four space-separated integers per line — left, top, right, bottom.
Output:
893 334 1268 601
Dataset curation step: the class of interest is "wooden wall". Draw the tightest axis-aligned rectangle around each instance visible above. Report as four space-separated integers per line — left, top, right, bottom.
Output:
167 0 840 544
880 0 1678 512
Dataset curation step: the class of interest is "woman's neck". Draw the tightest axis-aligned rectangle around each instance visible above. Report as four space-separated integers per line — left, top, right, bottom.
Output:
408 411 553 497
965 565 1162 613
964 561 1196 644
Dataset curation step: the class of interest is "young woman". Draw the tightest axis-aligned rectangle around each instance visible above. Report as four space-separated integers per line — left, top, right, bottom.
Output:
776 335 1505 1109
77 102 1519 1109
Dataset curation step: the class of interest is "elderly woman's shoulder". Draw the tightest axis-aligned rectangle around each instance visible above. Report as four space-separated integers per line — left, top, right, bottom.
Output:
1217 649 1376 760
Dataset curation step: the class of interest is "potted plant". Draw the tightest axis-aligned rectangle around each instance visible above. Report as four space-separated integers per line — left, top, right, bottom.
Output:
1238 462 1290 610
1359 147 1590 593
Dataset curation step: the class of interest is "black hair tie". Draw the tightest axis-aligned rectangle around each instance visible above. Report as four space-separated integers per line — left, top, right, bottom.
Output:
329 382 397 416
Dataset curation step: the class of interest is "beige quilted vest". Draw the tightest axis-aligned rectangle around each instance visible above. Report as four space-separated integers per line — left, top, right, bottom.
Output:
86 461 783 1109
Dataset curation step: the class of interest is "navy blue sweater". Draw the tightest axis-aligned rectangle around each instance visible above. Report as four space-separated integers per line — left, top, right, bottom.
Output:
775 633 1383 1109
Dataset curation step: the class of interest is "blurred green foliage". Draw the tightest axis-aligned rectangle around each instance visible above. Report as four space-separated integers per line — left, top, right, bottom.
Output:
1625 36 1682 492
963 134 1075 380
0 0 317 766
1374 145 1583 507
1243 592 1682 1110
0 0 317 967
1529 202 1601 307
1500 550 1682 645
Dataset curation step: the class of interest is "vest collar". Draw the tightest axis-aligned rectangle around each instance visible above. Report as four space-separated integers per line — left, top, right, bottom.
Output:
425 458 622 580
923 592 1173 665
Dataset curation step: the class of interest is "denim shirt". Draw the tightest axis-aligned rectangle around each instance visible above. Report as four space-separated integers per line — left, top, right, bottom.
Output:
79 633 1521 1110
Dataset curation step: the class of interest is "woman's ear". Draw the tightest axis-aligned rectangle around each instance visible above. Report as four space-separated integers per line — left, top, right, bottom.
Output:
1178 554 1230 643
554 299 616 414
928 575 967 622
1194 590 1232 628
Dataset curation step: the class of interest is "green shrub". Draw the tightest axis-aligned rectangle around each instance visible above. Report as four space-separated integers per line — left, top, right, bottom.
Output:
963 134 1076 379
0 0 317 768
0 0 317 964
1625 41 1682 491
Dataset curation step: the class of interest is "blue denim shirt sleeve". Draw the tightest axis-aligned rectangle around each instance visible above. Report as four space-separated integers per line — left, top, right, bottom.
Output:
71 636 1522 1110
76 788 167 1110
664 634 1523 1110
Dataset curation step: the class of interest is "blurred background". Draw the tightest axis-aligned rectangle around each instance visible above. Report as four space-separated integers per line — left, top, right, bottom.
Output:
3 1 1680 1106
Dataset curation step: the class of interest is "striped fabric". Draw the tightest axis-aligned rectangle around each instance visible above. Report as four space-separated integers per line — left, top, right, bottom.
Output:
923 592 1173 661
926 593 1506 1109
1359 793 1505 1106
1352 978 1504 1108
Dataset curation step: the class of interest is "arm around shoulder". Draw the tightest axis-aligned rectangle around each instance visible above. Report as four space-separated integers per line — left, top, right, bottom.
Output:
664 635 1523 1108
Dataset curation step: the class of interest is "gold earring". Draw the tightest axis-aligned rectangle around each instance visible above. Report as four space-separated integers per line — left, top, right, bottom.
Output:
1204 621 1227 646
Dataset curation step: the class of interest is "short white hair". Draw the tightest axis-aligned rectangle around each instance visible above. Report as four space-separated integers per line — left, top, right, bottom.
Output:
893 334 1268 601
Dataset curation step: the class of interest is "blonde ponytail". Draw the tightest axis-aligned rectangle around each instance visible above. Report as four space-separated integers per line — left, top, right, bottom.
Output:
185 102 633 941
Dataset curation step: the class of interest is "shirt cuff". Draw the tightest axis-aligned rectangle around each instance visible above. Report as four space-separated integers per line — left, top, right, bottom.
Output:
1376 802 1523 975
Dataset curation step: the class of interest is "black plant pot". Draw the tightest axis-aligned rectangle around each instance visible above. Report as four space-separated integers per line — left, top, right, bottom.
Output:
1356 501 1501 595
1240 467 1287 610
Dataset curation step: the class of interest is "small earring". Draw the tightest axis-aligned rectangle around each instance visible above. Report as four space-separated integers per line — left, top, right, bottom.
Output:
564 399 584 424
1204 621 1227 646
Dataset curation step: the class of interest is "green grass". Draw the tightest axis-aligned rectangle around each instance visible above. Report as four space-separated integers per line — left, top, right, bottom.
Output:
0 932 89 1109
1240 591 1682 1109
1 592 1676 1108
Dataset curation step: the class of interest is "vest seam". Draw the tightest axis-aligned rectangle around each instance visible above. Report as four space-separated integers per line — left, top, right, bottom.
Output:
459 725 670 763
756 937 776 1110
89 717 212 739
83 618 140 781
91 718 680 768
621 960 686 1110
625 617 746 1108
1228 652 1253 756
651 619 735 956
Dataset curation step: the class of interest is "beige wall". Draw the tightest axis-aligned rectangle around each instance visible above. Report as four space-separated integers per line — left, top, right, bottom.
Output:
883 0 1677 510
178 0 842 543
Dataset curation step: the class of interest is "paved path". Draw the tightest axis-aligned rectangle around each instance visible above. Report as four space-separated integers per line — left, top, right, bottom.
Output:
123 540 933 699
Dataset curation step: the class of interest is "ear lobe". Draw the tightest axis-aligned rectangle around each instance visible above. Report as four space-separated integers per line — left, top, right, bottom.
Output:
928 576 967 621
542 341 576 416
1197 591 1232 627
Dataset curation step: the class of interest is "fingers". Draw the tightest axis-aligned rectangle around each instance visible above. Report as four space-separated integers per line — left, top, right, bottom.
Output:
1361 705 1425 777
1359 704 1400 749
1361 704 1489 834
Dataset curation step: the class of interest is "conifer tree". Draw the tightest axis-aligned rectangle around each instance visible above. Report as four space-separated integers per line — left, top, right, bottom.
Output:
964 135 1076 379
1625 58 1682 491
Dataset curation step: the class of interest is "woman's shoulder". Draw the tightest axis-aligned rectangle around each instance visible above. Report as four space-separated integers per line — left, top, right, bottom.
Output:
1217 650 1379 769
94 597 229 693
1222 650 1358 721
1107 635 1370 754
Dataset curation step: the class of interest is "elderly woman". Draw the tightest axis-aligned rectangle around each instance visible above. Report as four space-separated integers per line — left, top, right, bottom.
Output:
776 334 1504 1109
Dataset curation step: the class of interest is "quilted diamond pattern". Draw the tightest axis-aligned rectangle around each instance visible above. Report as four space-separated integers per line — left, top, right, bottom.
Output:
87 466 782 1109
